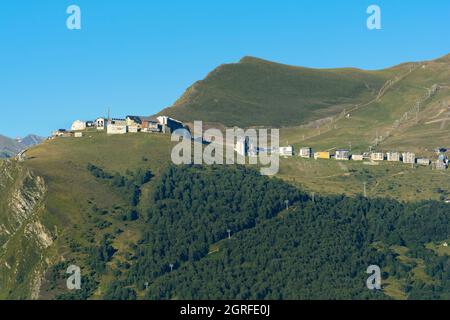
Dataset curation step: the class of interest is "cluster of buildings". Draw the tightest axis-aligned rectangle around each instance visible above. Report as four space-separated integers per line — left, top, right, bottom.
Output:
297 147 449 170
234 137 295 157
52 115 185 138
235 138 448 171
51 115 449 172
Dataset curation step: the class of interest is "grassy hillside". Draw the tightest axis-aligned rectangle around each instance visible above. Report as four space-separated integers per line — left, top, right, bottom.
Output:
277 157 449 202
160 56 389 128
280 54 450 152
159 54 449 201
274 54 449 197
0 131 449 300
19 132 176 299
1 54 449 300
160 54 448 155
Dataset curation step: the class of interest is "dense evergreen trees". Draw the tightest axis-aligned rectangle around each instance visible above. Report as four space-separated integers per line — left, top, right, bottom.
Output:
89 235 117 274
127 165 303 288
88 164 449 300
140 192 449 300
87 163 153 207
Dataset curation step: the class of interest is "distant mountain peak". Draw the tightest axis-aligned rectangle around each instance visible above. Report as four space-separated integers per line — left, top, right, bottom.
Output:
0 134 44 158
159 52 449 130
435 53 450 62
160 56 389 128
21 134 44 147
239 56 266 63
238 56 298 68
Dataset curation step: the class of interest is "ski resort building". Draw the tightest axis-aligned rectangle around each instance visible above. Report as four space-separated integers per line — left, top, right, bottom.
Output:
387 152 401 162
351 154 364 161
96 118 106 130
402 152 416 164
157 116 185 134
126 116 142 127
314 152 331 160
435 154 448 170
141 117 162 132
436 159 447 170
279 146 294 157
128 126 139 133
335 150 350 160
71 120 86 131
417 158 430 166
299 147 312 158
52 129 69 137
371 152 385 161
107 119 128 135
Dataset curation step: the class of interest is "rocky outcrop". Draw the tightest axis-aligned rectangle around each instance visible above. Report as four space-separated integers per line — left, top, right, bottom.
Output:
0 160 54 299
8 172 47 233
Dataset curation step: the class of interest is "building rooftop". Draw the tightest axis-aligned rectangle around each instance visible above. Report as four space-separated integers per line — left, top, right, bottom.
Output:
140 116 160 122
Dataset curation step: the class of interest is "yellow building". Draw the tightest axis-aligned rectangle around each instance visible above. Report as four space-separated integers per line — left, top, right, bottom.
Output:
314 151 331 160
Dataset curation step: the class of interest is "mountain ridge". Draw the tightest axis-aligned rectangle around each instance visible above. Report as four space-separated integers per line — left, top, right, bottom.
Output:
0 134 44 158
159 53 449 129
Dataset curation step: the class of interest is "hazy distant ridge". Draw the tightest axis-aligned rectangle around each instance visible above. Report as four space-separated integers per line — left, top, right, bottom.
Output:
0 134 44 158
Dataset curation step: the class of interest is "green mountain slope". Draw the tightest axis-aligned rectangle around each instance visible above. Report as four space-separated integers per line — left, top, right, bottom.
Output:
159 54 449 201
0 131 449 300
160 54 449 155
141 171 449 300
281 53 450 152
276 54 449 199
160 56 389 128
0 54 449 300
81 164 450 300
1 132 176 299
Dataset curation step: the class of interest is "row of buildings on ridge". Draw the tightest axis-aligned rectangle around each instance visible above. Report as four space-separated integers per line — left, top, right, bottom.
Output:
299 147 448 170
52 115 185 138
235 138 448 170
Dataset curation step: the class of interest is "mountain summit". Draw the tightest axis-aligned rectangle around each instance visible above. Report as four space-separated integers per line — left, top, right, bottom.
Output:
160 54 449 129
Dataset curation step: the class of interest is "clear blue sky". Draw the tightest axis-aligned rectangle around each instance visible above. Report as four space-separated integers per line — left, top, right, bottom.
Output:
0 0 449 137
